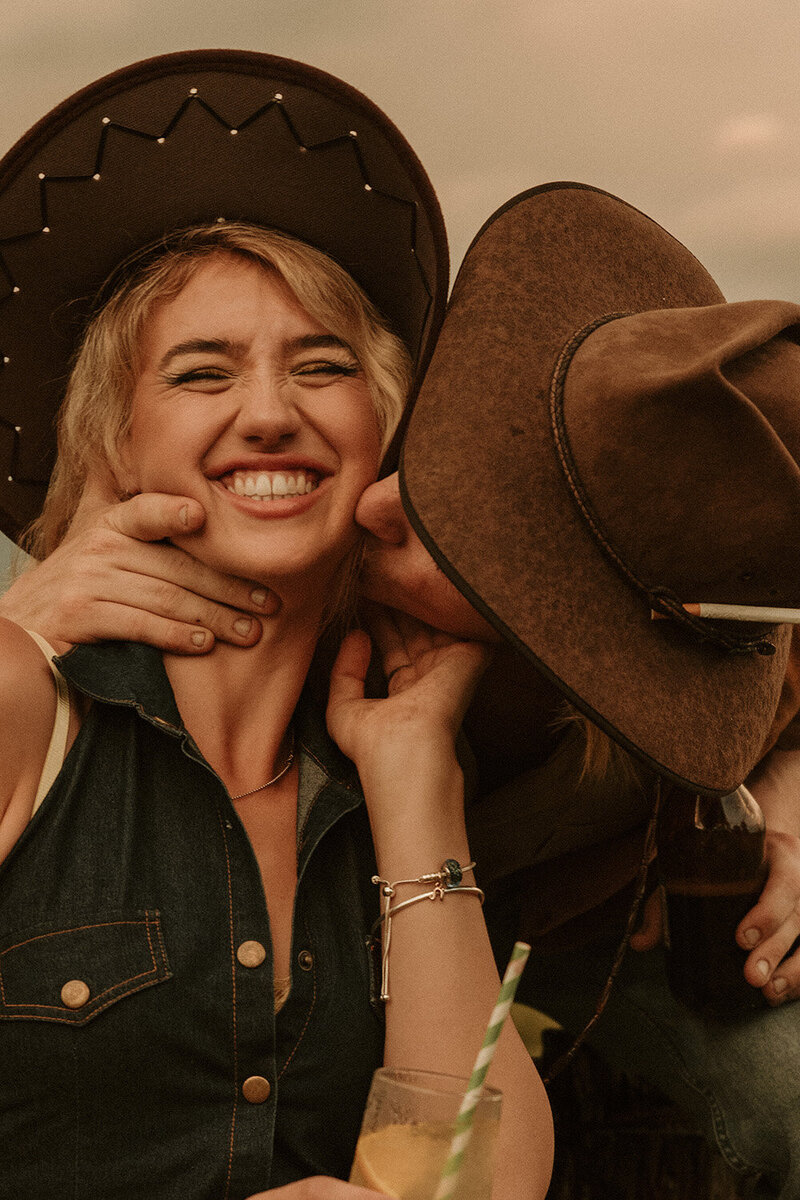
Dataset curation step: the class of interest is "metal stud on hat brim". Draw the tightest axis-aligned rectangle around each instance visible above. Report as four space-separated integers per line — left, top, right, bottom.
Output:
400 181 800 794
0 49 448 540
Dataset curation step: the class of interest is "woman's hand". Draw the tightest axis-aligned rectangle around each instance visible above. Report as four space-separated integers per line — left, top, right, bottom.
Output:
327 605 491 873
246 1180 385 1199
327 606 491 789
0 478 276 653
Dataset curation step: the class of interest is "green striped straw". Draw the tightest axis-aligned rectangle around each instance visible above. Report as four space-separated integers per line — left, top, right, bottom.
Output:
434 941 531 1200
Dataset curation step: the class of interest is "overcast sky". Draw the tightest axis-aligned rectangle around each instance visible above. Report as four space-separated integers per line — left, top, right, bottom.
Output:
2 0 799 570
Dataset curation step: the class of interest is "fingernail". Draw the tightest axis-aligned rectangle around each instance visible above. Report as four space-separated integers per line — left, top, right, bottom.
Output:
250 588 268 607
773 976 788 995
191 630 207 647
743 928 760 948
234 617 253 636
755 959 770 981
179 504 189 527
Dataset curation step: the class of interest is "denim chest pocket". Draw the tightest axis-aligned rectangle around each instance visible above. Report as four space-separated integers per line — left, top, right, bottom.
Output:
0 910 171 1026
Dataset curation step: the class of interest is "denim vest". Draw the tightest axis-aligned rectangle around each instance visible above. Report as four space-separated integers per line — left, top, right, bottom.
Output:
0 642 383 1199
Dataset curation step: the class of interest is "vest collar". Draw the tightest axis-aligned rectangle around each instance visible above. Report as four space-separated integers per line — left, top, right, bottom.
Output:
56 641 182 728
55 640 360 793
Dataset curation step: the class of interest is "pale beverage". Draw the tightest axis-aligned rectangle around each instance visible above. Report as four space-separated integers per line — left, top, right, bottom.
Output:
349 1068 501 1199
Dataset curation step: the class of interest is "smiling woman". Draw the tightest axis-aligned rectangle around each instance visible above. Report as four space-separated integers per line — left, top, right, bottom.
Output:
27 224 410 567
119 247 382 608
0 50 552 1200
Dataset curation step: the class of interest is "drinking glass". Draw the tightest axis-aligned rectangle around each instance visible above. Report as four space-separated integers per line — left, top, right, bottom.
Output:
349 1067 501 1199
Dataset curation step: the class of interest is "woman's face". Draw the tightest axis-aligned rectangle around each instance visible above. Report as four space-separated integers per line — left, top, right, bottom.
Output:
120 252 381 591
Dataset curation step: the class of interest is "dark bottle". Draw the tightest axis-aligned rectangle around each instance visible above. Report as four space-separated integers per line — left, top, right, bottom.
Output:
657 784 768 1017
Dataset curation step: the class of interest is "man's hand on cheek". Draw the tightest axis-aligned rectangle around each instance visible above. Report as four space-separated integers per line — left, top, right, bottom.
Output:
0 483 277 654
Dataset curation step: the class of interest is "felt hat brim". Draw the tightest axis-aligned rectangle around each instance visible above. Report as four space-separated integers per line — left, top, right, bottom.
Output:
401 182 799 793
0 49 448 540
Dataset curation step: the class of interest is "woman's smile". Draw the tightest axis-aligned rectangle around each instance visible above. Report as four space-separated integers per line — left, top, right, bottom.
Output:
212 468 323 516
209 454 331 515
217 467 321 502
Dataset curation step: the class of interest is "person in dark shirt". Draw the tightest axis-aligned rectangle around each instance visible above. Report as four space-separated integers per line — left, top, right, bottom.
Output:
0 52 551 1200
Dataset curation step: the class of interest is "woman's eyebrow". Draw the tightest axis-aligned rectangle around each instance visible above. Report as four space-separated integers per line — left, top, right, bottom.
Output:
157 334 354 371
286 334 355 355
157 337 245 370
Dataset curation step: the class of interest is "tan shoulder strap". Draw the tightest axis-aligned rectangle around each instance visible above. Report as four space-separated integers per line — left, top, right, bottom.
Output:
23 630 72 815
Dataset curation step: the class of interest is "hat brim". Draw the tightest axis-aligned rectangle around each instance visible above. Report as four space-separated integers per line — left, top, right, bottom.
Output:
0 49 448 539
401 182 791 793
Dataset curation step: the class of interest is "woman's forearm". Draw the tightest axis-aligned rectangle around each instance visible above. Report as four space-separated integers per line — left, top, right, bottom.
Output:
327 622 554 1198
362 746 553 1200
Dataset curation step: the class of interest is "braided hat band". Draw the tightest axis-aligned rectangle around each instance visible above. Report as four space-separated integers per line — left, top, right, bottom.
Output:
549 311 781 659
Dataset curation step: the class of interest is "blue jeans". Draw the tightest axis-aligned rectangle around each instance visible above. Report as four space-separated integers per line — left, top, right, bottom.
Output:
520 938 800 1198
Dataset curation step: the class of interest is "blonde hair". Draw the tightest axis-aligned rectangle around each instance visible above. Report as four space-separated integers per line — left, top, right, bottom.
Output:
24 222 412 559
555 702 648 791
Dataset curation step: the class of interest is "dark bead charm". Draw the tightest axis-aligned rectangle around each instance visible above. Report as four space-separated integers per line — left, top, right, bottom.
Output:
442 858 462 888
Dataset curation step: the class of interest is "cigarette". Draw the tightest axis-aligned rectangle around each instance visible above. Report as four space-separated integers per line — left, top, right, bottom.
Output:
651 603 800 624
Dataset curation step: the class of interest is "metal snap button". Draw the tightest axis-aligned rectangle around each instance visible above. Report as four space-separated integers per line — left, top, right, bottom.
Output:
61 979 90 1009
298 950 313 971
242 1075 271 1104
237 940 266 968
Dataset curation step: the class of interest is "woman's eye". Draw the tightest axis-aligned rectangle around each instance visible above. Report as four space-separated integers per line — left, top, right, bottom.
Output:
164 368 232 388
293 359 360 380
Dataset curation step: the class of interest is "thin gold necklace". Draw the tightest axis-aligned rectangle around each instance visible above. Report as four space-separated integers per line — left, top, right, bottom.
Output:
229 730 295 801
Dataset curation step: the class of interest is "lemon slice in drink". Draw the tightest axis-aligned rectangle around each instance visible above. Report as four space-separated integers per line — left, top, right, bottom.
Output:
350 1123 450 1198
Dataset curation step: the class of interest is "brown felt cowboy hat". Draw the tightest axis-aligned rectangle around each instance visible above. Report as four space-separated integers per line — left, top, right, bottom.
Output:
0 49 448 541
399 181 800 794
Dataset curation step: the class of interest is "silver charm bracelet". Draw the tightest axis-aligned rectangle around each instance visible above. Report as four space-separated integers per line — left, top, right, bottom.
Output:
370 859 483 1001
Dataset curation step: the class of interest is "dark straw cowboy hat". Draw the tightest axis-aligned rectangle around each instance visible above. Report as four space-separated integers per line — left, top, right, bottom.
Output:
400 181 800 794
0 49 448 540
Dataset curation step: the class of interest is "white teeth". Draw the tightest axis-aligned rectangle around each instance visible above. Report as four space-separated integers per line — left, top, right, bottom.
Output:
223 469 319 499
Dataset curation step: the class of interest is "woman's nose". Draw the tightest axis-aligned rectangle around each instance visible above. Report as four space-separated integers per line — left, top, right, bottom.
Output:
355 472 409 543
233 376 302 444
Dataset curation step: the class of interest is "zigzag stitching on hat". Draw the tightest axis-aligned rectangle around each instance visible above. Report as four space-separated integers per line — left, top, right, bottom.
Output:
0 93 431 307
548 314 774 658
0 95 432 489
